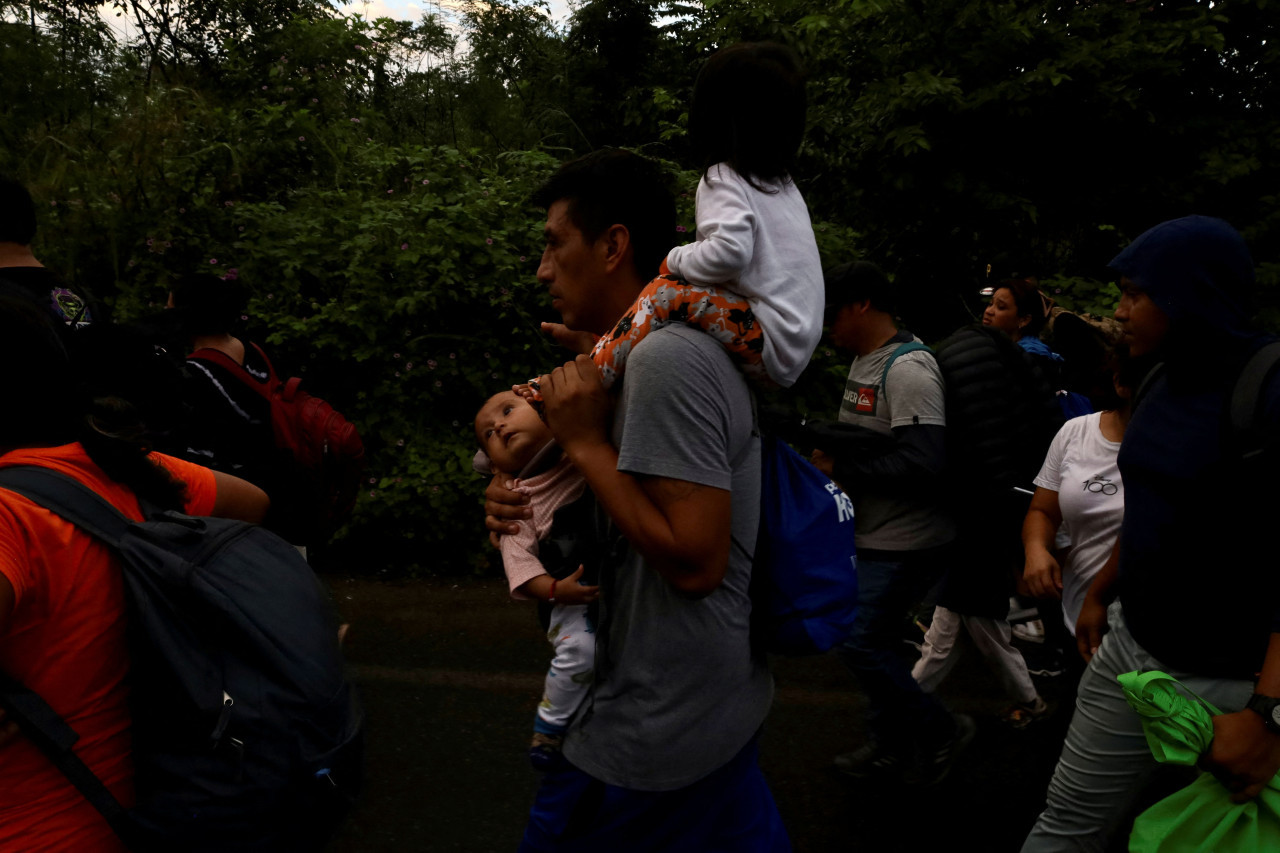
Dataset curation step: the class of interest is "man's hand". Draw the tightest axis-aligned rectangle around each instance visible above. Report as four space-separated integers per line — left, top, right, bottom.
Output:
0 707 20 751
484 474 531 547
541 322 599 356
540 356 611 454
1024 549 1063 600
553 565 600 606
1202 710 1280 803
1075 593 1109 662
810 449 835 478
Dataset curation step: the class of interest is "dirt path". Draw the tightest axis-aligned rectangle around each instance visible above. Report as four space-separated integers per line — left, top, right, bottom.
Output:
323 574 1081 852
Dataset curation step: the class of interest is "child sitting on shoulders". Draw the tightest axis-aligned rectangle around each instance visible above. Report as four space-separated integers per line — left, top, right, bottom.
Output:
529 41 824 398
474 389 600 769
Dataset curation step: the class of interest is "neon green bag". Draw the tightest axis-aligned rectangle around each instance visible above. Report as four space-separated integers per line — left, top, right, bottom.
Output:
1119 670 1280 852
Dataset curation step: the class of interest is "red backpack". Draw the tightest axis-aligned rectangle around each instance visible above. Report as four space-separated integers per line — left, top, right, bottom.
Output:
190 343 365 541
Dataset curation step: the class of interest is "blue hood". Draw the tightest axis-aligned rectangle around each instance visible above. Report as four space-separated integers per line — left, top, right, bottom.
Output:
1108 215 1261 361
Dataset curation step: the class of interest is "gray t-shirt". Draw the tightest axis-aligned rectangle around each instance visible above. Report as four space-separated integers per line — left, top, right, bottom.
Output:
563 325 773 791
837 336 957 551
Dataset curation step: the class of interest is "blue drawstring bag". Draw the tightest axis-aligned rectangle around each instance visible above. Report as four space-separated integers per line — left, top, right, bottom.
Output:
752 435 859 655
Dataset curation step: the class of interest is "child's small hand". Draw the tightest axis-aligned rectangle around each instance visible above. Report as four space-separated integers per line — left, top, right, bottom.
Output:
512 382 538 401
553 565 600 606
540 322 599 356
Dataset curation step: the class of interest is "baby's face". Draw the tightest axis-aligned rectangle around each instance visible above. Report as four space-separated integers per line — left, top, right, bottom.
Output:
474 391 552 474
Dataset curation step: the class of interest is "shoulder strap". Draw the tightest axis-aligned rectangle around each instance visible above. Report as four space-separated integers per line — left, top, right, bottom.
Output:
189 342 280 405
0 469 138 844
0 467 134 547
880 340 933 398
0 671 135 843
1230 341 1280 443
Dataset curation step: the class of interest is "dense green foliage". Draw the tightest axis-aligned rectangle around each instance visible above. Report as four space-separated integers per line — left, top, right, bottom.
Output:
2 0 1277 571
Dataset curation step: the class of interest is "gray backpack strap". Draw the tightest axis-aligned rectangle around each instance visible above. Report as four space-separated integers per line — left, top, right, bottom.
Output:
0 466 134 548
1230 342 1280 449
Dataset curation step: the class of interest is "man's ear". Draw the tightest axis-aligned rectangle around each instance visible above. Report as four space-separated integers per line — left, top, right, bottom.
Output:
597 224 633 275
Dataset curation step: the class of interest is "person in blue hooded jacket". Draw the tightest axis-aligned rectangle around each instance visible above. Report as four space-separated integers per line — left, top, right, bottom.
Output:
1022 216 1280 851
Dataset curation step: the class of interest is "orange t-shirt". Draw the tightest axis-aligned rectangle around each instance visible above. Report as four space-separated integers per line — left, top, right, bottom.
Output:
0 444 217 852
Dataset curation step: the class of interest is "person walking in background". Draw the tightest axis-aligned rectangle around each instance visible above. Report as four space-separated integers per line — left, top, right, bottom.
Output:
1022 216 1280 850
0 176 96 329
809 260 973 786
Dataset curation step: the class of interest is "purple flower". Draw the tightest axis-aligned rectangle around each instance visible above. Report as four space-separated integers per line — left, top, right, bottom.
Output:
396 439 404 446
405 362 413 369
224 201 234 207
127 259 136 268
432 486 439 493
178 207 185 213
209 258 218 264
483 352 491 358
387 189 393 194
369 477 377 484
449 353 456 359
227 268 238 276
298 136 306 141
400 243 408 250
675 225 687 233
393 353 400 359
369 490 376 498
262 85 268 90
422 179 429 185
241 314 249 321
350 117 360 123
434 380 442 388
146 238 154 246
312 98 319 103
485 237 493 245
428 360 437 369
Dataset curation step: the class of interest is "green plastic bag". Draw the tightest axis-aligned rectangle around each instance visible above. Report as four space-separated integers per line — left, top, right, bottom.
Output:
1119 670 1280 852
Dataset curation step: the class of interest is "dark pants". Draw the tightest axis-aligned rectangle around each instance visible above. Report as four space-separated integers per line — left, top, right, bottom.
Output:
839 545 957 751
518 735 790 853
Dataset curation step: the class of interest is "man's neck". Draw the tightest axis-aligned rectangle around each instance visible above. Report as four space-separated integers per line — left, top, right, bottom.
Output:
588 271 649 337
0 243 42 269
856 314 904 357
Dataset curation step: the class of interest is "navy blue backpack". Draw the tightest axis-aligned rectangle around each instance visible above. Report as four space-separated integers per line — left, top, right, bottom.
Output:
0 467 364 852
752 435 859 655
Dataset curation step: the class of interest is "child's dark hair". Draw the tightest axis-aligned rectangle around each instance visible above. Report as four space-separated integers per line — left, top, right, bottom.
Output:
0 295 186 510
0 176 38 245
531 149 676 279
170 272 247 338
689 42 807 192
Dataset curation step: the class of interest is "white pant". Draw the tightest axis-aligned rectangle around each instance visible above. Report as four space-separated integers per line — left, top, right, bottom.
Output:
1020 601 1253 852
536 603 595 732
912 605 1038 704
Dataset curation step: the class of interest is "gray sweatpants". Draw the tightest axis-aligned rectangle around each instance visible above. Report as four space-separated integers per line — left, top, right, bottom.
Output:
1020 601 1253 853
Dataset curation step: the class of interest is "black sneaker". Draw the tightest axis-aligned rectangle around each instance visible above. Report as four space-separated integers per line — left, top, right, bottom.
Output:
909 713 976 787
529 732 565 772
834 741 908 782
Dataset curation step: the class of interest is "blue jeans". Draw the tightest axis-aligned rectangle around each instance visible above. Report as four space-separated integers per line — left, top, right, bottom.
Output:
838 547 956 750
519 735 790 852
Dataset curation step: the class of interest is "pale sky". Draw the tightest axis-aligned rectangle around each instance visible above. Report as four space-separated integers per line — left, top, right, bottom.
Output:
100 0 573 50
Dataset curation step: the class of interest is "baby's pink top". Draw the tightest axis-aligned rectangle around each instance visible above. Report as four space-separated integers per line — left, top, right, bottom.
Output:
498 454 588 599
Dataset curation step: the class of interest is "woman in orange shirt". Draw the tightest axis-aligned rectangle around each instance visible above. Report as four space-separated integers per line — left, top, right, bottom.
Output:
0 296 269 851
